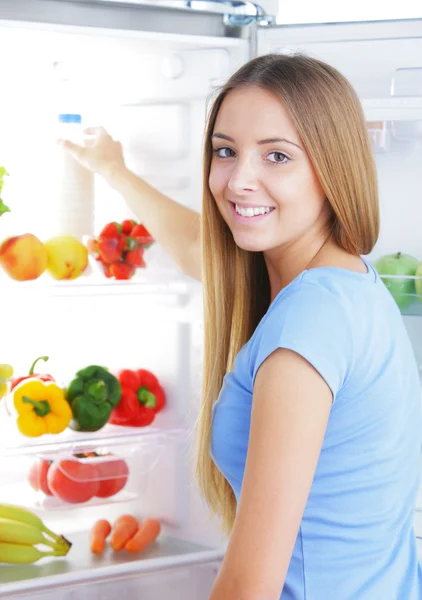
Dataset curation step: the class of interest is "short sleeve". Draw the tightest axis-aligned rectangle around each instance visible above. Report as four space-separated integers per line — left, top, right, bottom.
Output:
250 282 354 401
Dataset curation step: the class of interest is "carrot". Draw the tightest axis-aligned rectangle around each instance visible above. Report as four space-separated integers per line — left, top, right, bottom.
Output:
90 519 112 555
124 518 161 554
110 514 138 551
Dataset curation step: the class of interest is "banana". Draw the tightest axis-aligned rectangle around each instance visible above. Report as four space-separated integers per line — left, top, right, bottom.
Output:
0 504 71 551
0 517 56 549
0 542 60 564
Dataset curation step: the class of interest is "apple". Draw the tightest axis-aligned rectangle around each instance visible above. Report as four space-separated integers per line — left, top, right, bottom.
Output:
0 233 47 281
44 235 88 280
414 262 422 303
374 252 419 311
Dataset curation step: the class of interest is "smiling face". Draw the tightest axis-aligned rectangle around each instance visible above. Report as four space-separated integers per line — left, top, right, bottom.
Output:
208 86 330 256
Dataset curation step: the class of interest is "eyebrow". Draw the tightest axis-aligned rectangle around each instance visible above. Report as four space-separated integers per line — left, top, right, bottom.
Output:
211 133 303 151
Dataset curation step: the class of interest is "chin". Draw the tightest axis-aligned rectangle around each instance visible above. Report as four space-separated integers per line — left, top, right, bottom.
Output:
231 232 269 253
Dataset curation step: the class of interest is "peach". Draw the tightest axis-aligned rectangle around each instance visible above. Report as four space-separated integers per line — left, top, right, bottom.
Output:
0 233 47 281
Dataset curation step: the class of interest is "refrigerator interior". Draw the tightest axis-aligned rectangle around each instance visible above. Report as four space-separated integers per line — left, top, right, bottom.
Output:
2 8 422 597
0 18 250 598
258 17 422 526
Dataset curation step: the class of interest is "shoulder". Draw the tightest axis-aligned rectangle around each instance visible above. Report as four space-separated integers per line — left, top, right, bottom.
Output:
249 273 356 398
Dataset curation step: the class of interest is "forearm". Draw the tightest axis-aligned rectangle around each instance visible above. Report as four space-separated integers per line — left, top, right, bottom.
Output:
209 563 277 600
106 166 201 281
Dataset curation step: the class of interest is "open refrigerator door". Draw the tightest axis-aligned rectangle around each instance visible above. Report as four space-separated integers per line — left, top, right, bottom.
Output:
257 16 422 550
0 1 257 598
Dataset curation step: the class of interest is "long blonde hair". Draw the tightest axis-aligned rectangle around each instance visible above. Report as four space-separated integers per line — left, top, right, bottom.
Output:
196 53 379 534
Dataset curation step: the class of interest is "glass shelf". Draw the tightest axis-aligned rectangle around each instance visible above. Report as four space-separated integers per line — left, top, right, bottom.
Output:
0 412 186 457
376 273 422 316
0 531 224 597
0 270 194 299
362 97 422 121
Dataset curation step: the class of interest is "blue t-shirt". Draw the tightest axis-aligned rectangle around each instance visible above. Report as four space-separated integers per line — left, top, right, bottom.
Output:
211 258 422 599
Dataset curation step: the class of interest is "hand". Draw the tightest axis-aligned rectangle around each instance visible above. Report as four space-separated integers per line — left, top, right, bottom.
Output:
58 126 125 182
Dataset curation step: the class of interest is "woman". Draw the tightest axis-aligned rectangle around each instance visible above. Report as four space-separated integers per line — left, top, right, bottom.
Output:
61 54 422 599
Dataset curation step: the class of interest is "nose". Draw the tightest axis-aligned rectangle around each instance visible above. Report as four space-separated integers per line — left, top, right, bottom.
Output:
227 157 259 195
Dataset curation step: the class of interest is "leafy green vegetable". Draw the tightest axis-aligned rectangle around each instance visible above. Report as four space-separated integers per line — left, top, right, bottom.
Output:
0 167 10 216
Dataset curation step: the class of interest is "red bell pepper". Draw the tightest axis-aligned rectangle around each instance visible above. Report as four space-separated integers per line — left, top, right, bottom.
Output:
109 369 166 427
10 356 55 391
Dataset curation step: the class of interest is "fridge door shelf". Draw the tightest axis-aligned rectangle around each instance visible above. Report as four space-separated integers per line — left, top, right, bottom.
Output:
363 98 422 146
363 97 422 122
0 530 225 599
376 273 422 316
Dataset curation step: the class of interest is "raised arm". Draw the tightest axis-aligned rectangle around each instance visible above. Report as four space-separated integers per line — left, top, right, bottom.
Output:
59 127 201 281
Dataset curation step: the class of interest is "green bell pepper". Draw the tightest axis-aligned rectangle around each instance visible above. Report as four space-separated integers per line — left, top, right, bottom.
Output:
66 366 122 432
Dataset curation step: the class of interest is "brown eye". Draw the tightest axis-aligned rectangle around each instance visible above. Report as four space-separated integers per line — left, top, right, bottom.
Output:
267 151 289 164
213 147 235 158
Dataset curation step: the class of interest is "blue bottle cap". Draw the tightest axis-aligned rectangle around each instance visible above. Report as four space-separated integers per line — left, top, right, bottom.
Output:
58 114 82 124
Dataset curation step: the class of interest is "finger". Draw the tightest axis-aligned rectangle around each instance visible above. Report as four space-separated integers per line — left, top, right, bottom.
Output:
84 126 107 137
57 139 86 158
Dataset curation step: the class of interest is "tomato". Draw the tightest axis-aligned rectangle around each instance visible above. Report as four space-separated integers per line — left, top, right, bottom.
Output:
28 459 53 496
95 457 129 498
47 459 100 504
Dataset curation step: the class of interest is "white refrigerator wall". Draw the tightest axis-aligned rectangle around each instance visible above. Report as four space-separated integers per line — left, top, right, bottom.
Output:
0 24 250 551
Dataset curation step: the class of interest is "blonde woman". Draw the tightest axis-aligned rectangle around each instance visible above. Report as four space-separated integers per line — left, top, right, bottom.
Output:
62 54 422 599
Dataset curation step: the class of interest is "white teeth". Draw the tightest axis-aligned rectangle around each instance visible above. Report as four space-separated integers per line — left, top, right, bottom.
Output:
235 204 273 217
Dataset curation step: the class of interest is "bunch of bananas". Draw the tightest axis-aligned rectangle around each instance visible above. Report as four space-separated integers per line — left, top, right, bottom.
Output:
0 363 13 400
0 503 72 564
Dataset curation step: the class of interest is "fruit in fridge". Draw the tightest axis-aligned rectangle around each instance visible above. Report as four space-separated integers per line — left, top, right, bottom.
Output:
0 363 13 400
66 365 122 432
109 261 136 280
48 459 100 503
110 368 166 427
12 379 72 437
10 355 54 391
0 503 71 561
0 233 47 281
28 458 53 496
44 234 88 280
95 456 129 498
414 261 422 303
374 252 419 310
0 542 65 564
0 517 60 548
0 166 10 217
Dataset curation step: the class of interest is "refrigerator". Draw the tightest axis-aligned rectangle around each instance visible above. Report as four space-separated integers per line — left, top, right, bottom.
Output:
0 1 421 597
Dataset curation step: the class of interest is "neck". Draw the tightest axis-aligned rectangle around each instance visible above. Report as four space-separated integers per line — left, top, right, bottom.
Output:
264 226 333 302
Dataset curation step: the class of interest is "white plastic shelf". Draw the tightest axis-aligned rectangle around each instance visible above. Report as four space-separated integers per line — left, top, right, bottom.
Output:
0 271 193 299
362 97 422 121
0 531 225 598
0 414 186 458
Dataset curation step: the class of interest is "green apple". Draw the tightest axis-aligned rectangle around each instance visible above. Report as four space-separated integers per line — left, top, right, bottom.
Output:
415 262 422 303
374 252 419 311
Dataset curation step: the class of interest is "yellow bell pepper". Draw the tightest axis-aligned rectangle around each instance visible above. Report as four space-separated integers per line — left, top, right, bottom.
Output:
13 379 72 437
